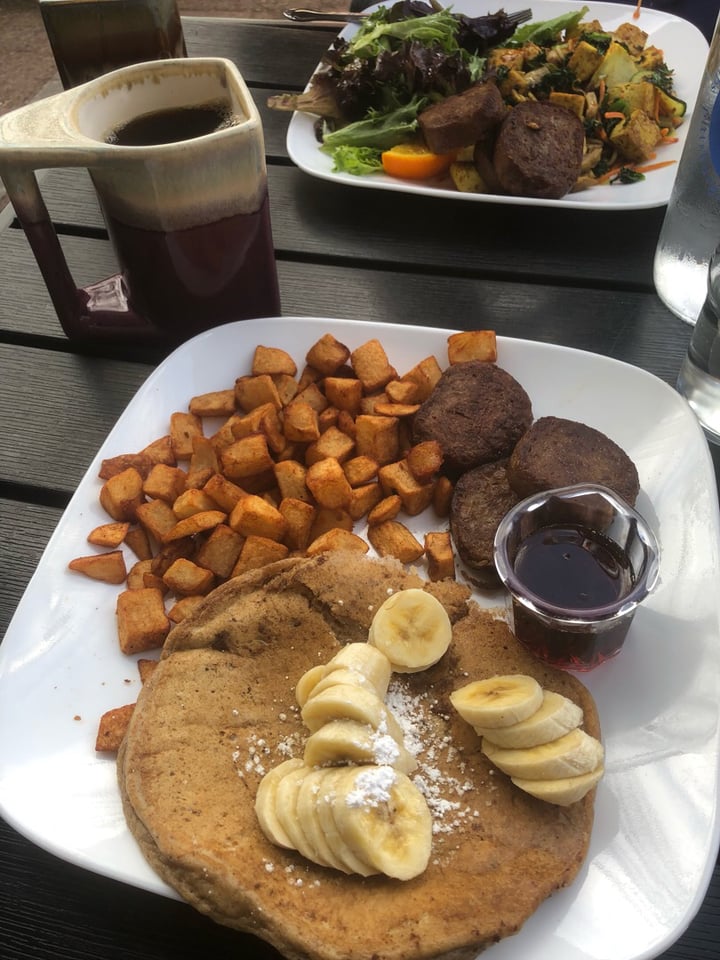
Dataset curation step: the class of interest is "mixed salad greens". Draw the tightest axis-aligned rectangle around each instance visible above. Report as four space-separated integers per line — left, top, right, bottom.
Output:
270 1 686 193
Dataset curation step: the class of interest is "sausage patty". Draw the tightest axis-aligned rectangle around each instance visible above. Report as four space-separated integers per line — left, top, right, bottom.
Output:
507 416 640 505
450 459 521 586
412 360 533 479
493 100 585 199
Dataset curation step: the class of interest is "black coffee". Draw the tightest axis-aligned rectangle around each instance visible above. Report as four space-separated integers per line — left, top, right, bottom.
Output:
107 103 235 146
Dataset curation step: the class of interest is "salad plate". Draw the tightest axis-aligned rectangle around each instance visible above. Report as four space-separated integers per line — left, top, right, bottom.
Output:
287 0 709 210
1 315 719 960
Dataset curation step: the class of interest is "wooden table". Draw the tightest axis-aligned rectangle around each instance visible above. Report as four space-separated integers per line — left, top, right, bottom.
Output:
1 13 719 960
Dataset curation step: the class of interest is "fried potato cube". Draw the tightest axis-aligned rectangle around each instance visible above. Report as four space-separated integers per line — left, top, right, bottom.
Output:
401 355 443 401
424 531 455 582
164 509 227 543
385 379 424 404
367 494 402 526
98 452 153 480
294 381 329 414
99 466 145 521
95 704 135 753
351 339 396 392
272 373 299 407
141 435 176 466
229 493 288 541
305 457 353 510
279 497 316 552
309 507 354 543
230 402 285 455
150 539 195 577
195 524 245 579
306 528 370 557
126 559 154 590
406 440 444 483
359 391 389 415
188 388 236 418
142 463 187 503
68 550 127 584
124 525 153 561
305 425 355 466
162 557 215 596
220 434 275 480
447 330 498 364
318 406 339 433
432 475 454 518
136 497 178 543
306 333 351 375
336 410 356 439
354 414 400 466
252 345 298 377
234 374 282 412
231 535 289 576
116 587 170 655
142 569 167 593
323 376 363 415
209 413 247 452
378 459 434 515
367 520 425 564
284 399 320 442
348 482 383 521
186 435 220 489
343 455 378 487
87 521 130 548
170 412 204 460
172 488 220 518
137 658 159 683
203 473 247 513
274 459 311 502
167 595 206 624
297 363 322 390
373 401 420 418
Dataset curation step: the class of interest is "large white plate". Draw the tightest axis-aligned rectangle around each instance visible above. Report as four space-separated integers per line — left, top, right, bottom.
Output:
287 0 709 210
1 317 719 960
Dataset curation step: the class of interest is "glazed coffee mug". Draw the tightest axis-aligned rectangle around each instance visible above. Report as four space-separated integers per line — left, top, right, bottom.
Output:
40 0 187 89
0 57 281 345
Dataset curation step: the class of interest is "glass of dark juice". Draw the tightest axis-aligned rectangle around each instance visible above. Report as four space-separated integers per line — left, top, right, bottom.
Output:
493 483 660 671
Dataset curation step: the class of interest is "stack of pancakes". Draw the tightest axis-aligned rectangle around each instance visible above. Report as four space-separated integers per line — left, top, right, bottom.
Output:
118 551 600 960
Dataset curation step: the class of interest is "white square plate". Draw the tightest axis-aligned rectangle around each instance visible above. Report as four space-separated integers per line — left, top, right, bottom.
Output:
287 0 709 210
1 317 719 960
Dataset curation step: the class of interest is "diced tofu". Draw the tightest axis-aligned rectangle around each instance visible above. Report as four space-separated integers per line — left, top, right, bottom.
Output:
613 22 648 57
607 80 657 116
609 109 662 162
568 40 603 84
548 91 586 118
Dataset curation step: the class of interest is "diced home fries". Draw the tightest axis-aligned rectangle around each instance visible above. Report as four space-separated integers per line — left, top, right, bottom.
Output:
74 329 499 749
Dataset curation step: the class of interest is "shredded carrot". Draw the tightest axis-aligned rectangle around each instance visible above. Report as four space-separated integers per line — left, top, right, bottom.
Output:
604 111 625 120
662 135 679 144
594 164 624 185
633 0 643 20
633 159 676 174
598 78 606 104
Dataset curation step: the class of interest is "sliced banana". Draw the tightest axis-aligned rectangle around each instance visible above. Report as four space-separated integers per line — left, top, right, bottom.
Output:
274 763 317 861
475 690 584 749
306 666 379 699
313 768 377 876
301 682 404 743
295 768 348 871
296 663 329 708
512 765 605 806
255 757 305 849
450 674 543 729
368 588 452 673
330 764 432 881
326 642 392 697
303 718 417 774
482 728 604 781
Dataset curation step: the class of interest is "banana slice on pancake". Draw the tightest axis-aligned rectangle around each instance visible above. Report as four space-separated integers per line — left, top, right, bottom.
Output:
475 690 583 749
368 588 452 672
303 718 417 774
450 674 543 728
511 766 605 807
301 682 404 743
254 758 305 849
482 728 604 781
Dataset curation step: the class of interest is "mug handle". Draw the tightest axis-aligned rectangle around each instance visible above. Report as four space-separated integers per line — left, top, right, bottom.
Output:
2 166 163 345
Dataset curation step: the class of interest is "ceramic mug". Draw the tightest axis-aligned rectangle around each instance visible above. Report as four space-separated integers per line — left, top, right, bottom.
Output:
40 0 187 89
0 57 281 345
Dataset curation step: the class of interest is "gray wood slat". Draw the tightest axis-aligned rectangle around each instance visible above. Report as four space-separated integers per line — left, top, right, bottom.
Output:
16 163 667 290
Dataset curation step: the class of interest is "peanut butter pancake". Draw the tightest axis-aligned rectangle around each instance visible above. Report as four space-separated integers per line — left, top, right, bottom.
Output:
118 552 600 960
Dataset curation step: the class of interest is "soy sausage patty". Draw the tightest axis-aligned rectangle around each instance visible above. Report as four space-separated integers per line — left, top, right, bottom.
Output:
412 360 533 479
